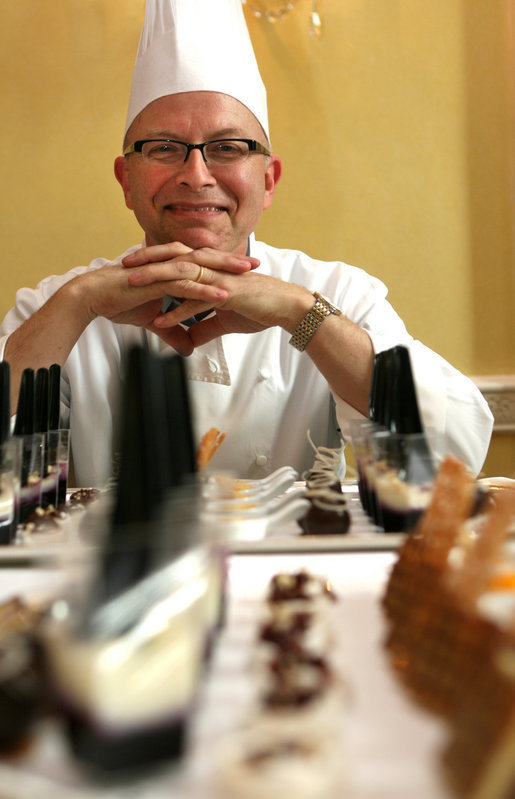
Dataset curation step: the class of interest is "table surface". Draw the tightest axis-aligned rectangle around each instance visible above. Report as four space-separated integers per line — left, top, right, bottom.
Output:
0 549 454 799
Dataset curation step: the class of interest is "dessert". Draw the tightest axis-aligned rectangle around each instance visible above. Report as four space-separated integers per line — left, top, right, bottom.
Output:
298 435 350 535
57 460 69 506
258 604 330 659
17 487 100 537
303 435 344 492
267 570 337 607
381 456 515 799
373 465 433 532
260 571 342 733
39 429 60 510
214 568 345 798
23 504 68 533
0 478 16 545
197 427 226 471
364 425 436 532
44 548 214 772
19 471 42 525
67 487 100 510
349 419 376 517
0 632 46 752
40 466 58 510
0 596 43 639
216 721 341 799
260 649 333 710
0 597 47 752
298 491 350 535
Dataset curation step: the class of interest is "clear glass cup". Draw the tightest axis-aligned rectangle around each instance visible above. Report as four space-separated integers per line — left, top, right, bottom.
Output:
17 432 44 525
370 430 436 533
41 430 60 509
56 429 70 507
349 419 381 521
43 533 210 772
0 439 21 545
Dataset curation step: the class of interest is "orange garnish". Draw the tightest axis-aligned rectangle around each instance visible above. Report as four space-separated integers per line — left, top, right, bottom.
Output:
196 428 226 471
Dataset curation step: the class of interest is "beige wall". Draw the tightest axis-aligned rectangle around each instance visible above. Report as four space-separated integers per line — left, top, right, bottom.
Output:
1 0 513 475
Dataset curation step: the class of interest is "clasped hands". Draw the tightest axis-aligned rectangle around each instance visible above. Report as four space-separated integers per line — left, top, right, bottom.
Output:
113 241 287 355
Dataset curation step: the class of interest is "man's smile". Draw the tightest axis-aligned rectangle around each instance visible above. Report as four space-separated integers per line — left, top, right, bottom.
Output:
165 203 228 214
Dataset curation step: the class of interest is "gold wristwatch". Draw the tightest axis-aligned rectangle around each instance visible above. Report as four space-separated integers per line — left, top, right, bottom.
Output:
289 292 342 352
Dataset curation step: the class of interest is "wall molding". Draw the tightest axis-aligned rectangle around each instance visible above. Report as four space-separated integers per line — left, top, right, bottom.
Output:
471 375 515 432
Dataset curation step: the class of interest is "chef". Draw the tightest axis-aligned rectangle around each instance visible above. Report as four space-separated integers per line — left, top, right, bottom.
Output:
0 0 493 486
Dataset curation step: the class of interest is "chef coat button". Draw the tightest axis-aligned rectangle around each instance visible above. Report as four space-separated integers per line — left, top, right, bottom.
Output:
206 357 218 373
258 367 271 381
255 454 268 466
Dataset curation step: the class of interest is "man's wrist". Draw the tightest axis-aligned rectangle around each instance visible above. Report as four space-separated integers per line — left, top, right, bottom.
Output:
59 274 97 328
289 292 342 352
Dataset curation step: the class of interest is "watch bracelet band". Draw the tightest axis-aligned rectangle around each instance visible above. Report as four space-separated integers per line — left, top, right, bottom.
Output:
289 292 342 352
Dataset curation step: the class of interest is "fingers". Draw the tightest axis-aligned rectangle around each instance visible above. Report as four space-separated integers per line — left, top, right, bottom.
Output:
122 245 258 326
128 263 229 310
123 242 193 266
153 295 225 328
123 243 259 274
188 314 225 347
146 322 195 356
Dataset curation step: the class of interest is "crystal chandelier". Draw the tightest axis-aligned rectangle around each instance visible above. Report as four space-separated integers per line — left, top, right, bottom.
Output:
242 0 322 37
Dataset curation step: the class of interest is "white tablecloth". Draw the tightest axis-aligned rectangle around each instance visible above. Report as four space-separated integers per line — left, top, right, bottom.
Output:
0 551 453 799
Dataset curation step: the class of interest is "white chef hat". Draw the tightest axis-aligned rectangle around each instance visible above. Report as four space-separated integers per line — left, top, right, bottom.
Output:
124 0 269 140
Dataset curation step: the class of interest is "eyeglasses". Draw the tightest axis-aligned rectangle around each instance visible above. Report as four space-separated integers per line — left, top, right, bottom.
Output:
123 138 271 166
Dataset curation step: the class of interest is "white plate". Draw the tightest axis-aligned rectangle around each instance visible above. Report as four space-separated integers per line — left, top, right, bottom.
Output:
0 484 408 564
228 490 406 553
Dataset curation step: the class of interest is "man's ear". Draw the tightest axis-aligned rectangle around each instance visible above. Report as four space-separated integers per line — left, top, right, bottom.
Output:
263 154 282 211
114 156 134 210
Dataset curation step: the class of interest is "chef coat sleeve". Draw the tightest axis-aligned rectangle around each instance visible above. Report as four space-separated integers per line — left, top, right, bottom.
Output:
329 274 494 476
0 282 73 426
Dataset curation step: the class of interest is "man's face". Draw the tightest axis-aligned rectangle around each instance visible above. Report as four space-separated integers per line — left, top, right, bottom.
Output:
115 92 281 255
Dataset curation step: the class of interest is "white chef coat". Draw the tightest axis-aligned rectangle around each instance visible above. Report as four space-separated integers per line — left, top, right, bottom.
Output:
0 236 493 486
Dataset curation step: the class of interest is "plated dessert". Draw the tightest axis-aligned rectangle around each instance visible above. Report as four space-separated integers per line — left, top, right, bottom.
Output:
215 567 347 799
16 488 100 539
298 439 351 536
382 455 515 799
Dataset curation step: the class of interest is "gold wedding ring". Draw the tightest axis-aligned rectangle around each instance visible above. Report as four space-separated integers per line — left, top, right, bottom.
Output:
195 265 204 284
